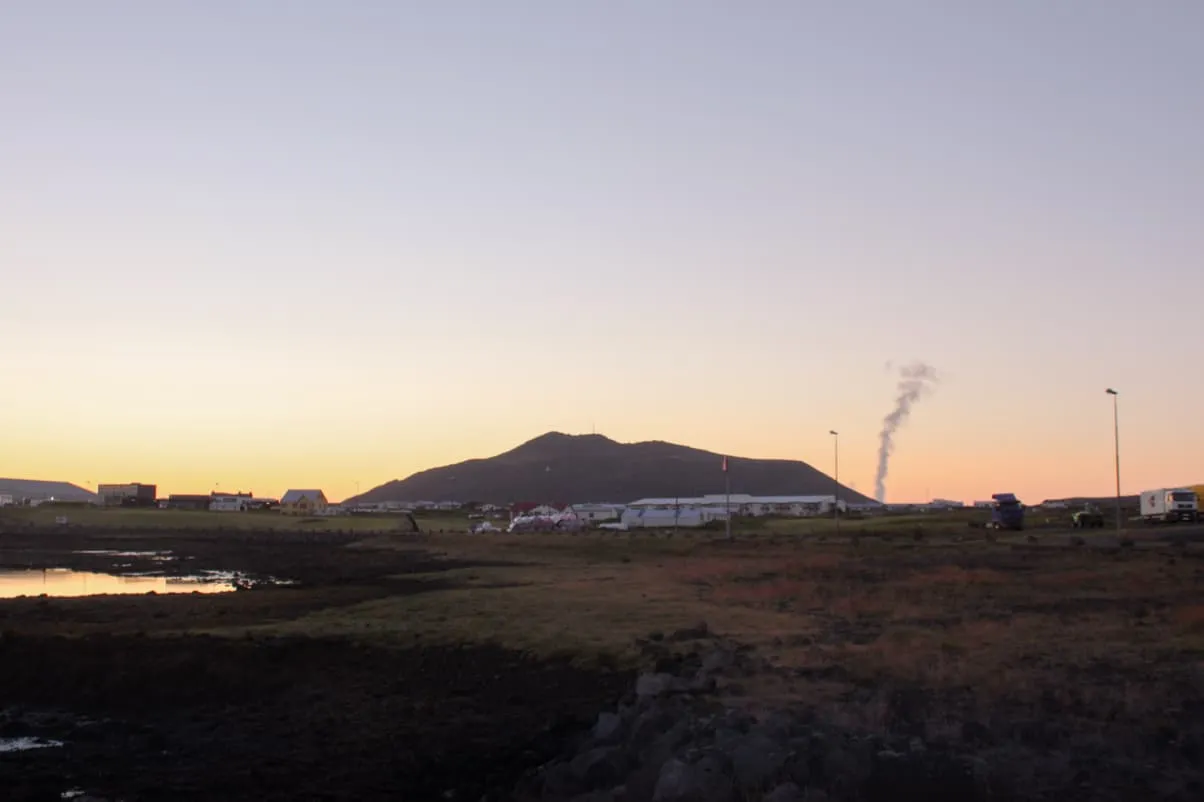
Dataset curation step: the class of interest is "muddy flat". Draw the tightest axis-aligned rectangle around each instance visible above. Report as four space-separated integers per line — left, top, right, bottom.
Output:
0 527 631 801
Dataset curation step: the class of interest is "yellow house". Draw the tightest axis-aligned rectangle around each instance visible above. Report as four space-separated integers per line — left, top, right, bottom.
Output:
280 489 328 516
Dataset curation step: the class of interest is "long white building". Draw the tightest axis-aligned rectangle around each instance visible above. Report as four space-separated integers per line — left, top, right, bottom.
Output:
626 494 846 518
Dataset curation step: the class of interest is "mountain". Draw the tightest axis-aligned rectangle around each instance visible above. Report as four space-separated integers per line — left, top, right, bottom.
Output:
346 432 875 506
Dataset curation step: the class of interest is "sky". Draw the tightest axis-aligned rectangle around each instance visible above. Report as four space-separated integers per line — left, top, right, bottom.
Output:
2 1 1202 503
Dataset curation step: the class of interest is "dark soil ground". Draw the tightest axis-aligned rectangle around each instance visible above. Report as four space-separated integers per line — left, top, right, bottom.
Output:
0 528 632 802
6 523 1204 801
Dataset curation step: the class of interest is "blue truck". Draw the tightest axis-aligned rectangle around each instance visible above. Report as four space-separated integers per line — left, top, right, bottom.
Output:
987 493 1025 531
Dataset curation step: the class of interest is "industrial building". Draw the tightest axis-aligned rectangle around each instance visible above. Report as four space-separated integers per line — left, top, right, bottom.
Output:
626 494 845 518
619 506 729 529
164 494 212 511
0 479 99 505
97 483 157 507
210 492 255 512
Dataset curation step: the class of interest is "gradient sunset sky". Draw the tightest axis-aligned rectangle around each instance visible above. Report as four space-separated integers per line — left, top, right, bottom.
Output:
3 2 1201 504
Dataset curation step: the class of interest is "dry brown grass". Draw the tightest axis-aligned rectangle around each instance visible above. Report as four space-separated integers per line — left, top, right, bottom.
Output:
229 531 1204 731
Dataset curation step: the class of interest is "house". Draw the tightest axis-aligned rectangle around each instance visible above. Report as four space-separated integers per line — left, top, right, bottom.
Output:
0 494 13 507
280 489 328 516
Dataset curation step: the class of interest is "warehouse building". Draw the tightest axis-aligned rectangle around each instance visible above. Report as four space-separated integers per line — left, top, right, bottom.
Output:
164 494 212 511
0 479 99 505
98 483 158 507
626 494 845 518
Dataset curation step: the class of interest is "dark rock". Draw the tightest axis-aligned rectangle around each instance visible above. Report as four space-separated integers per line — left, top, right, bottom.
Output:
643 719 693 768
727 732 788 792
542 761 585 799
570 747 630 791
594 712 624 745
762 782 804 802
569 791 624 802
699 648 735 676
636 674 676 699
652 754 734 802
627 706 679 755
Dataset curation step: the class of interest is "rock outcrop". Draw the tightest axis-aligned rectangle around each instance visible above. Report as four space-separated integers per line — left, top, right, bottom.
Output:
514 628 1204 802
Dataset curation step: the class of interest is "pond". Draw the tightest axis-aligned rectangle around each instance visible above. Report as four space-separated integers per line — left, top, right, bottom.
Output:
0 568 235 598
0 737 64 752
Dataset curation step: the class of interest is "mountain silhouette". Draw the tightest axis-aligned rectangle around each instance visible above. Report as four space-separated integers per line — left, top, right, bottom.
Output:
346 432 873 506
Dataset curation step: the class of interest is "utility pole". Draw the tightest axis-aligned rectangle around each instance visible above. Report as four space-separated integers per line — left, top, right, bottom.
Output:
829 430 840 536
723 455 732 540
1106 388 1122 532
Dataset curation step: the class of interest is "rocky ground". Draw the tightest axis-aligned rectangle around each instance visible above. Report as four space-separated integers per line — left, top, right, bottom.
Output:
519 629 1204 802
3 525 1204 800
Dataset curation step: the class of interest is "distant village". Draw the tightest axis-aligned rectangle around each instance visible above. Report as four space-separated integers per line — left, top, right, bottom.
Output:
0 478 1091 531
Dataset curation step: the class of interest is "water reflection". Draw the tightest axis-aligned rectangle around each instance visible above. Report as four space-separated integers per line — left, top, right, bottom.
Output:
0 568 233 598
0 737 63 753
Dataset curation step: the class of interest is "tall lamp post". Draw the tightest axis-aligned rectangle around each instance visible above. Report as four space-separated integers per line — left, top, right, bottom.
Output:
1106 388 1121 532
829 430 840 535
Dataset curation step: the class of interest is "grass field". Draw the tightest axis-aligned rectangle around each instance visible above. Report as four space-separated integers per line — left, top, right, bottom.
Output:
4 514 1203 799
0 504 458 532
249 525 1204 684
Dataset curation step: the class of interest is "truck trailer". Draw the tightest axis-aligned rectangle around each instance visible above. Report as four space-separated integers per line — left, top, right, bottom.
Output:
1140 488 1200 524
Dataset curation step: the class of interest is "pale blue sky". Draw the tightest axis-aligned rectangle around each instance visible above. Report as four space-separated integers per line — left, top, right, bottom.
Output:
3 1 1202 501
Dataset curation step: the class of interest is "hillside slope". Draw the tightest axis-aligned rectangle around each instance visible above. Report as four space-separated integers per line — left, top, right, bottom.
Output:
347 432 874 506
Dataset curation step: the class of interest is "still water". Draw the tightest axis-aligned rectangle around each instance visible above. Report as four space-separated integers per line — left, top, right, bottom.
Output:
0 568 234 598
0 737 63 753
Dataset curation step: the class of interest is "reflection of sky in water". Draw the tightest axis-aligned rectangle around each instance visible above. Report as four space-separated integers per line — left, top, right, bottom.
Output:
0 737 64 752
0 568 233 598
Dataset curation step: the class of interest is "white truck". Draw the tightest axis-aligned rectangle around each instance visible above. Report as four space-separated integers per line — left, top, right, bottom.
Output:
1140 488 1200 524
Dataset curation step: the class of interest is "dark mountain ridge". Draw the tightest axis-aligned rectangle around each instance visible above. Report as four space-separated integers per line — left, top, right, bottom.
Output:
347 432 874 506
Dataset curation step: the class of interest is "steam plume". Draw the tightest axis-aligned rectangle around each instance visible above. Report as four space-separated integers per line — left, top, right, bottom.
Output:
874 362 940 503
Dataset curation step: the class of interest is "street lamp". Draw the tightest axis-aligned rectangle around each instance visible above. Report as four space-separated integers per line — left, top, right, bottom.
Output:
1106 389 1121 532
829 430 840 535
